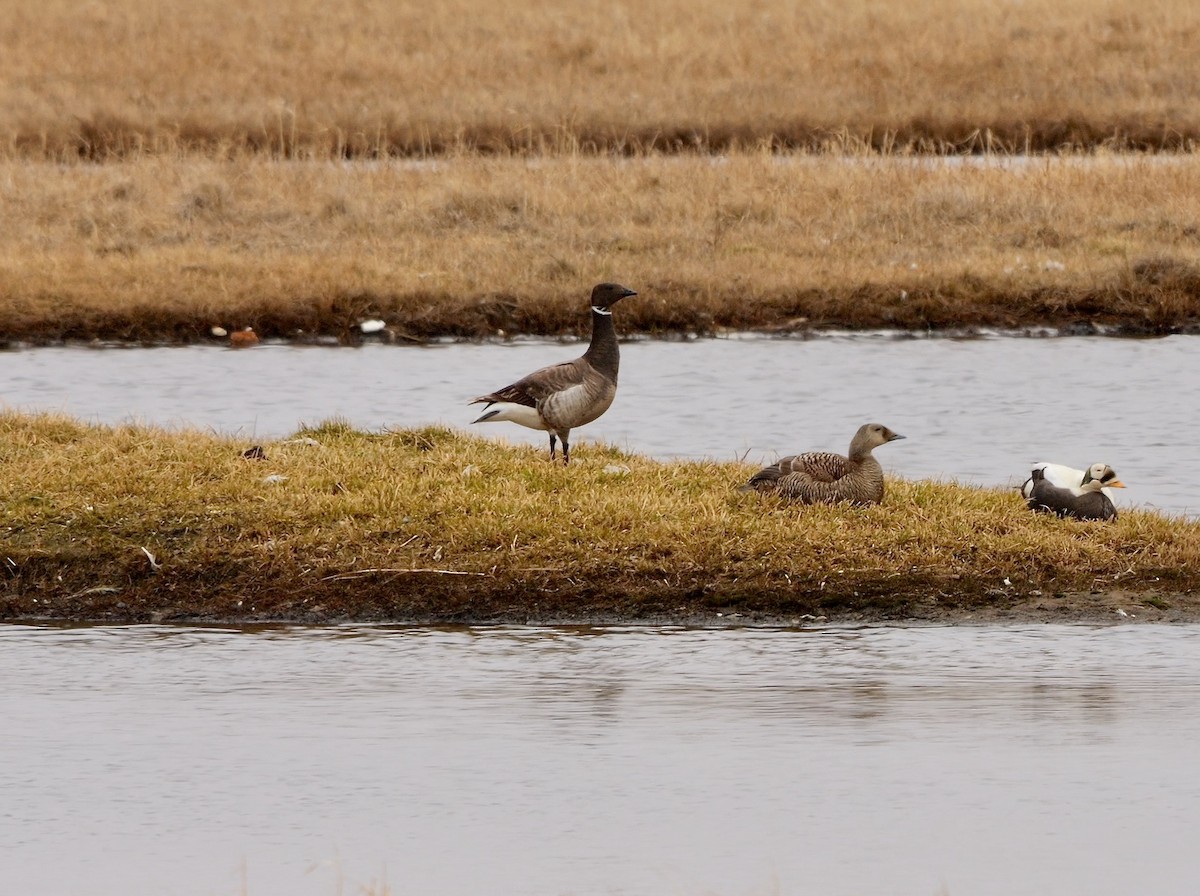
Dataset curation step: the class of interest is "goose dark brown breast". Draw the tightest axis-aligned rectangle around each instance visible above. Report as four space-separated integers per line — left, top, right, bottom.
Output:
469 282 637 464
740 423 906 505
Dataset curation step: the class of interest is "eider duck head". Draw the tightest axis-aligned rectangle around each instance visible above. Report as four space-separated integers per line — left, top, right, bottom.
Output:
590 282 637 311
1081 463 1126 490
850 423 906 456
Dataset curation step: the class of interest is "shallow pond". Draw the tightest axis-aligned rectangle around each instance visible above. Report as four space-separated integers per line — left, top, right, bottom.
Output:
3 623 1200 896
1 334 1196 515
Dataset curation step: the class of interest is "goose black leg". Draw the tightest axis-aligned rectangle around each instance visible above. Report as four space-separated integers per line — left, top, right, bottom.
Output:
549 433 557 460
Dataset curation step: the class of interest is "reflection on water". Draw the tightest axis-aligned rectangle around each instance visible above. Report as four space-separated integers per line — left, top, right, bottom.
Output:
1 334 1196 515
3 623 1200 896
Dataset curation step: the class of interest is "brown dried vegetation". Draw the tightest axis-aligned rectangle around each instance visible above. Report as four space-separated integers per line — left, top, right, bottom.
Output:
5 0 1200 341
5 0 1200 158
3 154 1200 342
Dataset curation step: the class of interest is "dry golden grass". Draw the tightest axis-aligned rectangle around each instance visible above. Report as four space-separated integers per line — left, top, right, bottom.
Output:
3 412 1198 624
3 153 1200 342
5 0 1200 158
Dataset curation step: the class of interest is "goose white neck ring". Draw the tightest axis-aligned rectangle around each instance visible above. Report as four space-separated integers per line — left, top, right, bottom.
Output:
591 306 613 316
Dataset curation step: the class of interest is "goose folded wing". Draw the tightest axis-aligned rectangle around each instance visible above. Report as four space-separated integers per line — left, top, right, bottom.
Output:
472 359 587 407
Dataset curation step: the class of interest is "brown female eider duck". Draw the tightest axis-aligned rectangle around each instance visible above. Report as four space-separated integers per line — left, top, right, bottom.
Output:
470 282 637 464
739 423 906 505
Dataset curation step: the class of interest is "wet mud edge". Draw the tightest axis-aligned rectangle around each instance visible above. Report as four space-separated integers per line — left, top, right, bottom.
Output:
4 585 1198 627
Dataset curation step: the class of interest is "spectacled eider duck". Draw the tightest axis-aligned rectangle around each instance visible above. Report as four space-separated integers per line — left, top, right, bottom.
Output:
739 423 906 505
1024 464 1125 521
470 282 637 464
1020 462 1121 501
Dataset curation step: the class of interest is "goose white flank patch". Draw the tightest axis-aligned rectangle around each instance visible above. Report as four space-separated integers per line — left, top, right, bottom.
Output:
1021 462 1122 500
1024 464 1125 521
740 423 906 505
469 282 637 464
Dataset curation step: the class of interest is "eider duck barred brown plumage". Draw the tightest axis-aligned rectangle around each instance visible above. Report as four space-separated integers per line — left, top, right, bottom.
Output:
1024 463 1125 521
470 282 637 464
740 423 906 505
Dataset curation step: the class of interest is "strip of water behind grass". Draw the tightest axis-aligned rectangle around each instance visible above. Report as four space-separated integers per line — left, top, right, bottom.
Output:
2 334 1196 515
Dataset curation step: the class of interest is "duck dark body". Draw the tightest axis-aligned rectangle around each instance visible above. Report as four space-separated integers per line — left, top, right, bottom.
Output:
1025 468 1118 521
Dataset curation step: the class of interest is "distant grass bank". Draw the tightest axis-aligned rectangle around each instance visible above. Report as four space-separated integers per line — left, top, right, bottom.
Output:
3 154 1200 344
5 0 1200 158
3 413 1198 625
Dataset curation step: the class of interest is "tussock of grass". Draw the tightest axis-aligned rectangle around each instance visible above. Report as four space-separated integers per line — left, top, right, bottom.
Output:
5 0 1200 157
3 412 1198 623
3 154 1200 344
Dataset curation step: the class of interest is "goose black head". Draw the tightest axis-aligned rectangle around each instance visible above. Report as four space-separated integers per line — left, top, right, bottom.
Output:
590 282 638 311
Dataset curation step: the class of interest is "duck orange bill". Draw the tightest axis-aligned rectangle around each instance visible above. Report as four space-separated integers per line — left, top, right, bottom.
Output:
1106 479 1127 488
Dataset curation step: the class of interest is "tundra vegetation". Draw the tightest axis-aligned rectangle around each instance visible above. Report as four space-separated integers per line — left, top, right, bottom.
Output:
2 0 1200 342
3 414 1199 624
6 0 1200 157
3 153 1200 343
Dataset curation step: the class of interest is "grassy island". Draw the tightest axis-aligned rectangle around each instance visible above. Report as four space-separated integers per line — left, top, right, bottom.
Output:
3 412 1198 625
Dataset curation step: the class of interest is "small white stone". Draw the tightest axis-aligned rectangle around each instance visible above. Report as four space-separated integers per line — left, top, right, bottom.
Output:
210 326 228 337
360 319 387 334
262 474 288 484
602 464 631 476
461 465 480 478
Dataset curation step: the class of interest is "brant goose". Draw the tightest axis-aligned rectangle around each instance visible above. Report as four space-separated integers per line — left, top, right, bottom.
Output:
740 423 905 505
470 282 637 464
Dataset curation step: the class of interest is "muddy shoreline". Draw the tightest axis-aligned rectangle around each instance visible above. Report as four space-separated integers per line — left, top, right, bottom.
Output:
4 575 1198 628
3 281 1200 348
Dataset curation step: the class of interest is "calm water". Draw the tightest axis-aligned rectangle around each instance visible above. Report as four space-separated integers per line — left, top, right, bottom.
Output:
1 334 1196 515
3 623 1200 896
